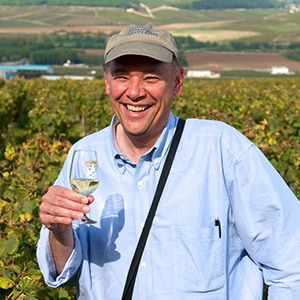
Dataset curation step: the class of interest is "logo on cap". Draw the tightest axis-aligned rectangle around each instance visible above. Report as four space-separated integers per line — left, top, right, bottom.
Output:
127 25 158 37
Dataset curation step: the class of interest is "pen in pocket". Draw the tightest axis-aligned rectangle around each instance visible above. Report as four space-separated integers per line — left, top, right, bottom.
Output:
215 217 222 238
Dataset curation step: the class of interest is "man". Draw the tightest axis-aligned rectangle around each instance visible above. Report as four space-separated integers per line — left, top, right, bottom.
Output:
37 23 300 299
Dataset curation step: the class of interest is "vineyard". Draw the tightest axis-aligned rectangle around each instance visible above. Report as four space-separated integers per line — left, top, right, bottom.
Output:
0 76 299 299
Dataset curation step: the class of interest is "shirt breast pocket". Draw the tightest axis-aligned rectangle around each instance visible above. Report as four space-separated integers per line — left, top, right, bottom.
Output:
172 225 225 293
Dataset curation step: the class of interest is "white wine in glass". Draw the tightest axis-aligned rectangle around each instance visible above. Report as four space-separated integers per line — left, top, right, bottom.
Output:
69 150 99 224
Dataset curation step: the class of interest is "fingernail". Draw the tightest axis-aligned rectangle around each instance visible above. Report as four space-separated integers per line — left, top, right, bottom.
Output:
82 206 90 213
81 197 88 204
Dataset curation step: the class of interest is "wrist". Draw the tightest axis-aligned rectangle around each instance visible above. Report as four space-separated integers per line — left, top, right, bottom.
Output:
49 225 74 248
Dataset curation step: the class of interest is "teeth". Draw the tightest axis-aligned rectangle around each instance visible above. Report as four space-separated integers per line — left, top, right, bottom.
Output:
127 105 148 112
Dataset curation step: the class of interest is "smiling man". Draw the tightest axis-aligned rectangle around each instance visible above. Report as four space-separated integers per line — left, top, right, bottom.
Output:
37 23 300 300
103 55 183 163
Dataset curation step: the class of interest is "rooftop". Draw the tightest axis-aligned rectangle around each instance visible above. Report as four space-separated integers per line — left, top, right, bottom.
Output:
0 64 53 72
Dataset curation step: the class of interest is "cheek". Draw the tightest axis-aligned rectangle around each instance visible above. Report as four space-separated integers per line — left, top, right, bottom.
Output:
107 82 127 99
147 83 170 98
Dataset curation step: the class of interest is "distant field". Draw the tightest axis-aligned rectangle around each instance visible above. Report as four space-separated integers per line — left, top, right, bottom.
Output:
0 5 300 43
1 5 300 73
185 51 300 71
83 49 300 72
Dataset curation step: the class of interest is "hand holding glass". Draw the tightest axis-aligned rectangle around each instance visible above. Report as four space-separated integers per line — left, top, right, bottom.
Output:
69 150 99 224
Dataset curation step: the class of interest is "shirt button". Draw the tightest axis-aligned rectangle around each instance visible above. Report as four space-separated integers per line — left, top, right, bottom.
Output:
140 221 145 228
141 261 147 268
137 181 143 187
154 158 160 165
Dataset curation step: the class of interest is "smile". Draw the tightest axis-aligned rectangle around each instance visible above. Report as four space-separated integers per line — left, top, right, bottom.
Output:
126 104 149 112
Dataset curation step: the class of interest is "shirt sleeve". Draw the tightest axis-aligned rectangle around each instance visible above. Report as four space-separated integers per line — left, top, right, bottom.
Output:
36 225 82 288
229 145 300 299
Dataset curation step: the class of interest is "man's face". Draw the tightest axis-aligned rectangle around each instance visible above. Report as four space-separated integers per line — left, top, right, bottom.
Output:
104 55 184 142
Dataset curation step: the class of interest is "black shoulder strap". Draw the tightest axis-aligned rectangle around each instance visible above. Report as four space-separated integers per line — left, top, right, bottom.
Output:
121 118 186 300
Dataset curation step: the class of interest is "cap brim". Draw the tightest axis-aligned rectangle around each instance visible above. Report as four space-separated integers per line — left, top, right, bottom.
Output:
104 41 173 64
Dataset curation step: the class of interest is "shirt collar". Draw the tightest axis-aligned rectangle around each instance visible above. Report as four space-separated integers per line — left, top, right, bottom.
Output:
109 113 178 173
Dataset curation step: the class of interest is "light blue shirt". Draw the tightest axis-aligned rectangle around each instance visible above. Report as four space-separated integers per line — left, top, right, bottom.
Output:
37 113 300 299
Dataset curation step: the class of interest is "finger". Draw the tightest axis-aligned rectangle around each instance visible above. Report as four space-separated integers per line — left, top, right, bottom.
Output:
42 186 91 213
40 213 74 228
40 203 89 228
40 185 94 228
42 193 89 213
40 200 89 218
48 185 89 204
86 195 95 205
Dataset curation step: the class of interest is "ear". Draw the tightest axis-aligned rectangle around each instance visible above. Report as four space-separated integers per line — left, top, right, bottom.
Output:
173 67 184 97
103 72 110 95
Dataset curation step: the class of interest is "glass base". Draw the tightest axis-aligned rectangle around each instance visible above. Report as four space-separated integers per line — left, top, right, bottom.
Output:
81 214 97 224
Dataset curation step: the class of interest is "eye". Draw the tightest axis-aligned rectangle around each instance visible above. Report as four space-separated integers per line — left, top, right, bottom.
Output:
113 75 129 82
144 76 160 83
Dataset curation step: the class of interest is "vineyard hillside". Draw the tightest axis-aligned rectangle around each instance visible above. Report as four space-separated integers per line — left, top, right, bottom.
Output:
0 77 299 299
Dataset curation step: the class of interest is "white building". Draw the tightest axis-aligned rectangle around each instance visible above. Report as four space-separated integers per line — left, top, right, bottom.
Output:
270 66 290 75
42 75 95 80
186 70 220 79
0 64 53 79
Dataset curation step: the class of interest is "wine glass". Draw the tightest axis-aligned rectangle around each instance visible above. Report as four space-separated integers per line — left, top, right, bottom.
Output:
69 150 99 224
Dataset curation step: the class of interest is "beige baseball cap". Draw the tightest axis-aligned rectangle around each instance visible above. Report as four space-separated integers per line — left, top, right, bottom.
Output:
104 23 178 64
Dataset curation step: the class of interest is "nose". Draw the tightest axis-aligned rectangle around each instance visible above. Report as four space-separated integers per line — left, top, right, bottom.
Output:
126 77 145 101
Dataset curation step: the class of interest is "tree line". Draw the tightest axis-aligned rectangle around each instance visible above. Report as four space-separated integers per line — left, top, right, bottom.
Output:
1 32 300 67
0 32 107 66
